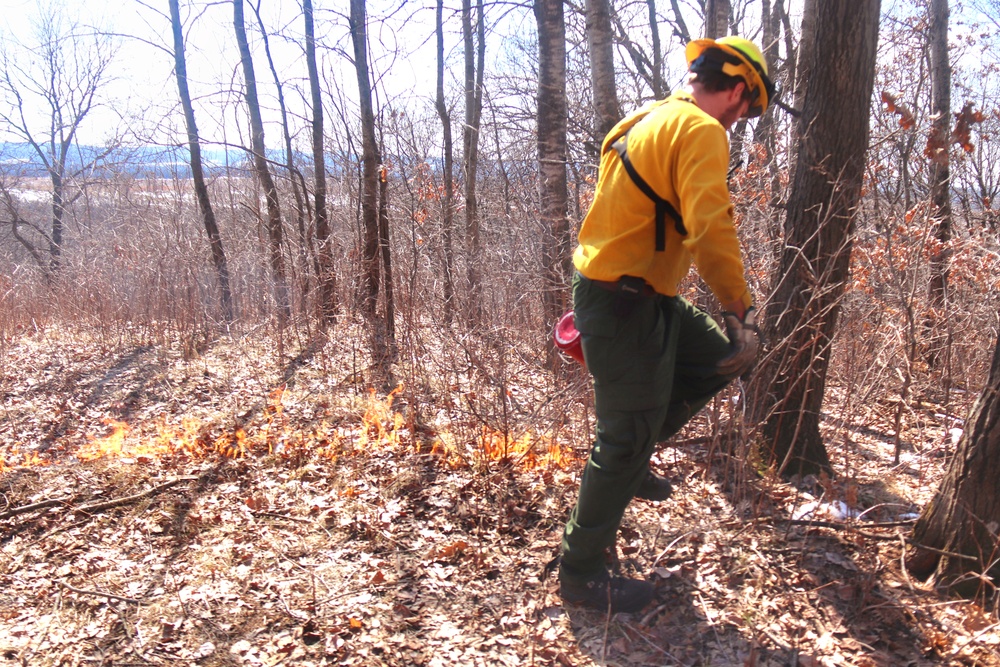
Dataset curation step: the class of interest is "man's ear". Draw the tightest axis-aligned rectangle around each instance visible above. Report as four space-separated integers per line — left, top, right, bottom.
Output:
730 81 747 103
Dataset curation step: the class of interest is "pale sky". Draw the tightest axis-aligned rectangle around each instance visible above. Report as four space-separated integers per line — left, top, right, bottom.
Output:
0 0 449 151
0 0 995 157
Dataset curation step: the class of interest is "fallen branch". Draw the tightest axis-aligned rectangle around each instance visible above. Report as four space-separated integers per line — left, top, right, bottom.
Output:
58 580 141 605
76 477 197 514
0 496 76 520
251 510 314 524
781 517 918 539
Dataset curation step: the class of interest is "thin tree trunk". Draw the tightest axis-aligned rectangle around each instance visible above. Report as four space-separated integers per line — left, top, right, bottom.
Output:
250 0 310 319
925 0 952 367
586 0 620 145
169 0 234 323
435 0 456 325
349 0 392 377
462 0 485 324
647 0 664 98
304 0 337 325
49 171 64 274
234 0 290 326
378 146 395 350
535 0 570 356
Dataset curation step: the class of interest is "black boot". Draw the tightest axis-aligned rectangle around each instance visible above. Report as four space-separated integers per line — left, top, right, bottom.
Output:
635 469 673 501
559 569 654 613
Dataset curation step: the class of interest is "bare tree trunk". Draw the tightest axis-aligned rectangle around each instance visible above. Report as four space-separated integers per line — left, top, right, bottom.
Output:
349 0 392 377
535 0 571 356
0 7 117 281
463 0 485 324
304 0 337 326
925 0 952 367
907 333 1000 596
169 0 234 323
378 147 395 350
250 0 310 319
749 0 881 477
751 0 782 199
234 0 290 326
586 0 620 145
646 0 664 98
435 0 457 325
703 0 730 39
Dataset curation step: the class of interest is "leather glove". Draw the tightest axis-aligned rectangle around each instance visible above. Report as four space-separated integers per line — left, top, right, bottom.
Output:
716 307 760 378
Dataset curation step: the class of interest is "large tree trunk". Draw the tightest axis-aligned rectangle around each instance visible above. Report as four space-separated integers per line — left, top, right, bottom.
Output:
170 0 234 323
906 333 1000 596
234 0 290 325
462 0 486 325
304 0 337 325
349 0 392 378
535 0 570 356
435 0 457 325
749 0 881 477
925 0 952 367
586 0 620 146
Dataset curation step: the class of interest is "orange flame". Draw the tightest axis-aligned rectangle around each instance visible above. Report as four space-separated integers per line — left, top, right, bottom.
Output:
0 449 51 472
77 419 131 461
358 384 406 450
476 426 579 470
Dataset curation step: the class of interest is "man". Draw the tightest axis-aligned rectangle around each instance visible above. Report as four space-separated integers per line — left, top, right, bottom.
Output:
559 36 773 613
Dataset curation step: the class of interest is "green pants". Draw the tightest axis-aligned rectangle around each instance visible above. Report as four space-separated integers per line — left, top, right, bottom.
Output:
560 273 732 581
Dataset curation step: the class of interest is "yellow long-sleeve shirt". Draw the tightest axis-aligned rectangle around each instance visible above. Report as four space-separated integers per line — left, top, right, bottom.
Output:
573 91 753 311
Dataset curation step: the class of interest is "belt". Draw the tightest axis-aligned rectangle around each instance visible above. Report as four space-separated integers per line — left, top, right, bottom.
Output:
586 275 656 297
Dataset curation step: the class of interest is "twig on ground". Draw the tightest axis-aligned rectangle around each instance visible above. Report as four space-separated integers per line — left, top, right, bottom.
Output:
251 510 313 524
0 496 76 520
76 477 197 514
59 580 141 605
781 517 920 540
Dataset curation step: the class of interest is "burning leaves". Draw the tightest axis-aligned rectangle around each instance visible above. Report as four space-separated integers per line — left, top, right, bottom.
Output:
3 332 998 667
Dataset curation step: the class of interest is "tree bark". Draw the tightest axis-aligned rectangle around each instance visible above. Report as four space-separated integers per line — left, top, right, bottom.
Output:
703 0 730 39
535 0 571 351
250 0 310 319
646 0 664 98
586 0 620 144
925 0 952 367
749 0 881 477
906 333 1000 596
169 0 234 323
462 0 486 324
349 0 392 376
234 0 290 325
304 0 337 325
435 0 457 325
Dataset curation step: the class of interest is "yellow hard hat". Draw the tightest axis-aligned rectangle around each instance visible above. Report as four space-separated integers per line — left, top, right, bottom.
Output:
686 36 775 118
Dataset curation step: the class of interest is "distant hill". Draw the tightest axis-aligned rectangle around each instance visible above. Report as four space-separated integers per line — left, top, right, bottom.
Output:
0 142 247 179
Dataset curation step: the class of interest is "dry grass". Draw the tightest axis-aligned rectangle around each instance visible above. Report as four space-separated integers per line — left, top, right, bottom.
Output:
0 325 997 666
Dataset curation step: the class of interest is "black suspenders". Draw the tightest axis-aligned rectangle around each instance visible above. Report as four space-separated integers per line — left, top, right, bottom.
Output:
610 131 687 251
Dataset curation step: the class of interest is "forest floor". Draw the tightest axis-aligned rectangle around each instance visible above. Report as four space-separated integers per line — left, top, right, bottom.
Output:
1 324 998 667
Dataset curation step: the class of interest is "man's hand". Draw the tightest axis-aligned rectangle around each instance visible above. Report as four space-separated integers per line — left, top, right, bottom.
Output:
716 307 760 378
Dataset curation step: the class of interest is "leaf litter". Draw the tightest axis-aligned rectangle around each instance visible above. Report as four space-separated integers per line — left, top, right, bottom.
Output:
1 325 998 666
